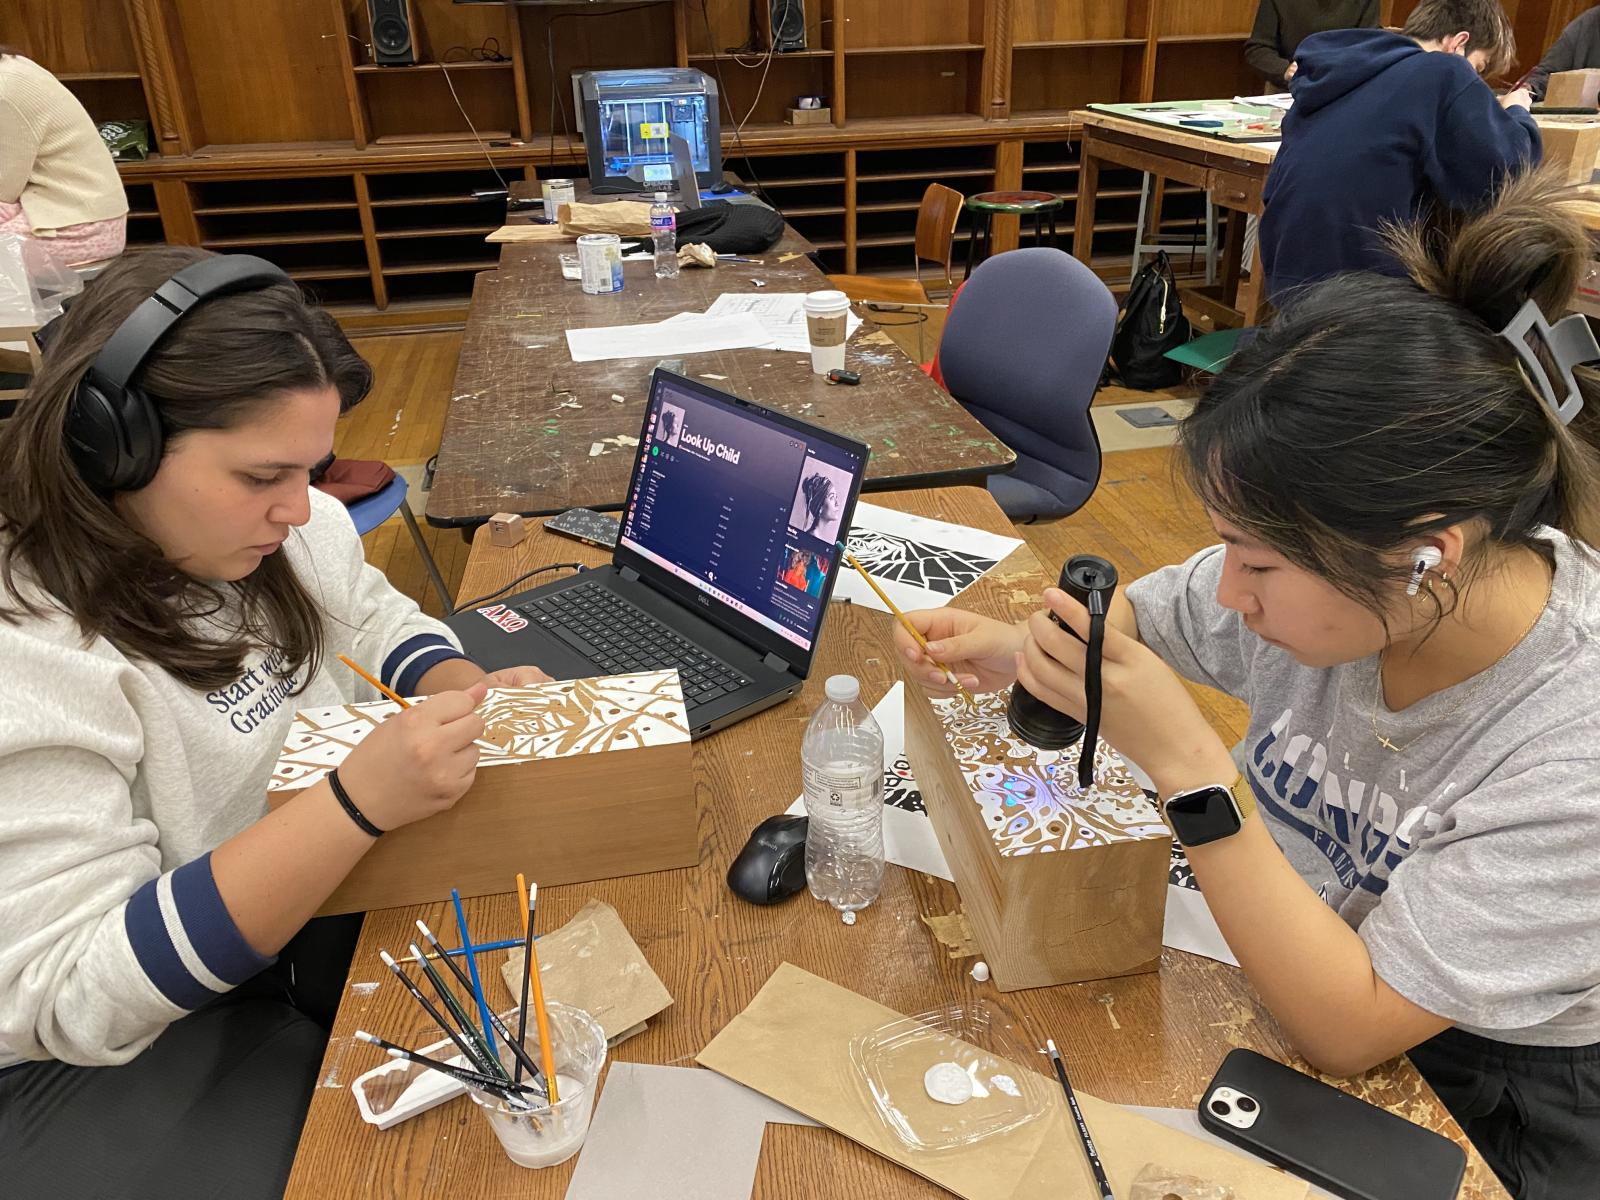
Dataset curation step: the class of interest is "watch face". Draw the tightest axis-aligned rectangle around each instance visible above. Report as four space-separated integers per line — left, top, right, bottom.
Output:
1165 786 1242 847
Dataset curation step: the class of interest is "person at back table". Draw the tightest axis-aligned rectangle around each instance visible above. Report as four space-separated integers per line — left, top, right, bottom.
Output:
0 51 128 269
1526 4 1600 101
1259 0 1538 303
1245 0 1382 90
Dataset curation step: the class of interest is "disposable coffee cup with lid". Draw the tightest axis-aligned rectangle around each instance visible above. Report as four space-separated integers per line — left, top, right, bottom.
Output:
804 289 850 375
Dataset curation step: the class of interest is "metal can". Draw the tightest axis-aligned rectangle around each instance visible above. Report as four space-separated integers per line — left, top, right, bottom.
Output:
541 177 576 215
577 232 623 295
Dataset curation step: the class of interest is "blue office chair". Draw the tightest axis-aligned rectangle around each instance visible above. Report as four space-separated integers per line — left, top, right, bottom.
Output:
936 247 1118 521
343 472 453 612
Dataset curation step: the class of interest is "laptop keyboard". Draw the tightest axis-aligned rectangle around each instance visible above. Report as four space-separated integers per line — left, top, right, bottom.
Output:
518 581 754 706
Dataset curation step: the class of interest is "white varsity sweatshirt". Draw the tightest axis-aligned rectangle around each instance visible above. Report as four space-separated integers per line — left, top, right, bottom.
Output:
0 488 467 1070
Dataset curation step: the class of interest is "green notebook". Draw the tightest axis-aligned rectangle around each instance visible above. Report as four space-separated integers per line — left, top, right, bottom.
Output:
1165 327 1250 374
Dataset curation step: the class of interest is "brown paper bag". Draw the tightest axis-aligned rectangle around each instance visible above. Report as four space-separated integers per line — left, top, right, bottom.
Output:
558 200 654 237
697 964 1309 1200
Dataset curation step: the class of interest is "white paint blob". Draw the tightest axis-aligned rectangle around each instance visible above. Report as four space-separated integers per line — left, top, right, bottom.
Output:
924 1061 974 1106
990 1074 1021 1098
842 910 857 926
969 960 990 983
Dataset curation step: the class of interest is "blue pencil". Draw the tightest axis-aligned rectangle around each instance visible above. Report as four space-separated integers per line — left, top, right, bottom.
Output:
451 888 499 1065
394 936 526 964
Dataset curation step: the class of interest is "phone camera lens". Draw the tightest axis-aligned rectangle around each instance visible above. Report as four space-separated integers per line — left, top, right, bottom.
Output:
1209 1099 1232 1117
1237 1096 1258 1113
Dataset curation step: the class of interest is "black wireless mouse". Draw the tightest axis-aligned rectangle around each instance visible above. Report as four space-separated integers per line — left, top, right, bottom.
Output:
727 814 809 905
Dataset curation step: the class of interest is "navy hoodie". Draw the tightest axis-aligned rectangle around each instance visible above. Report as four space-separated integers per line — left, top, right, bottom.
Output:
1260 28 1540 302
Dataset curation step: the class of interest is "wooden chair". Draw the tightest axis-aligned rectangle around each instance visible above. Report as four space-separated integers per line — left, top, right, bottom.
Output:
0 325 44 418
827 182 964 360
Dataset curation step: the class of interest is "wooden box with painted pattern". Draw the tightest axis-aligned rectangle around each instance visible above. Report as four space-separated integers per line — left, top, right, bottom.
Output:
267 671 696 915
905 687 1171 990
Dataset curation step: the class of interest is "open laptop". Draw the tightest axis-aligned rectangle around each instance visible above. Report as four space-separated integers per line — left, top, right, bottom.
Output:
447 370 870 739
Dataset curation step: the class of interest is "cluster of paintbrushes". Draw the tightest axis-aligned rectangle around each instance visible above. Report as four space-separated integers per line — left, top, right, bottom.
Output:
357 875 559 1113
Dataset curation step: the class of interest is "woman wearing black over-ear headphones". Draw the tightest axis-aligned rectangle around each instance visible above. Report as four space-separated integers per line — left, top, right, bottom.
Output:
897 171 1600 1199
0 247 550 1198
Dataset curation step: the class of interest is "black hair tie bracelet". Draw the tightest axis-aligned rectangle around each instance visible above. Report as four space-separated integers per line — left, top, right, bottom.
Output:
328 768 385 838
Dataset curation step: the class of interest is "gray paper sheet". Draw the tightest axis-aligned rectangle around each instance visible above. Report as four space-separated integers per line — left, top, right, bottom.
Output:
564 1063 815 1200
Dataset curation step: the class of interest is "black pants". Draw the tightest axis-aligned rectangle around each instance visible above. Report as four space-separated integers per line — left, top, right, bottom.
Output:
0 914 361 1200
1410 1026 1600 1200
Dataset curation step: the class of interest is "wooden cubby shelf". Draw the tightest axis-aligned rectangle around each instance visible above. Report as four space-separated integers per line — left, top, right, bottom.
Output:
13 0 1419 326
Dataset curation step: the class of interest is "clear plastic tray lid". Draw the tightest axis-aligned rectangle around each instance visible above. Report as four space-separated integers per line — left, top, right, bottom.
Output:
849 1002 1054 1152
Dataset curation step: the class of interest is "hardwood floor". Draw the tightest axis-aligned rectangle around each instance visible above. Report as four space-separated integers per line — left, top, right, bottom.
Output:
342 322 1243 742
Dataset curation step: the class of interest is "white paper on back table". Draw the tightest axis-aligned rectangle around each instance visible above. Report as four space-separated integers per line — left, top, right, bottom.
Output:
564 312 772 363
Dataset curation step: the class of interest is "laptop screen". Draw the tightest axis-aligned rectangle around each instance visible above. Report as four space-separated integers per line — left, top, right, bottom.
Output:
615 371 869 663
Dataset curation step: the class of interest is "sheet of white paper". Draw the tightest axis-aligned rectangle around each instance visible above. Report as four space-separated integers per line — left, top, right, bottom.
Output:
565 1063 812 1200
565 313 772 363
704 292 863 354
1164 874 1239 966
785 683 953 882
1123 1106 1338 1199
832 501 1024 613
1232 92 1293 111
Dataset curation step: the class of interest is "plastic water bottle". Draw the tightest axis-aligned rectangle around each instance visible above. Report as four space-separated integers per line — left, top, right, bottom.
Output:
802 675 885 915
651 193 679 279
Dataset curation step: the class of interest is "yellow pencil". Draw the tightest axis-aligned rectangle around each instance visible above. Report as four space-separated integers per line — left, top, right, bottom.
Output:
844 552 977 706
337 654 411 709
515 873 560 1103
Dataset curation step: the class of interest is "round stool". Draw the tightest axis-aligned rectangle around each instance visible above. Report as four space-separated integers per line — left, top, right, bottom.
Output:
963 190 1066 278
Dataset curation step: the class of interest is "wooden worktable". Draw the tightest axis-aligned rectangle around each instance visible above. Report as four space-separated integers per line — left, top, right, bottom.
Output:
1072 109 1278 326
424 203 1014 527
287 484 1506 1200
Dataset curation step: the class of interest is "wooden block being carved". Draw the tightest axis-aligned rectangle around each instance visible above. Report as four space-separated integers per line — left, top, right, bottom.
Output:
903 687 1170 991
488 512 527 547
268 672 697 914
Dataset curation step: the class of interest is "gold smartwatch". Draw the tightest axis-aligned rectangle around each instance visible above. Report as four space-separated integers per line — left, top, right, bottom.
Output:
1163 774 1256 848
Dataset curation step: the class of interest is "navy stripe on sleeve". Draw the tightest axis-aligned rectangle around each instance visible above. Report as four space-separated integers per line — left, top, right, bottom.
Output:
124 854 272 1011
168 855 273 986
382 633 467 697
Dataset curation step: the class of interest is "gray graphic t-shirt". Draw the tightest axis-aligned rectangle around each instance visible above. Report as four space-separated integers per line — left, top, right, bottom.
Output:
1128 533 1600 1047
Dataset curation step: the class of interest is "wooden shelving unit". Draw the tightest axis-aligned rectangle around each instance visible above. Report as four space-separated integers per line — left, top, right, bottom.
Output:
11 0 1567 328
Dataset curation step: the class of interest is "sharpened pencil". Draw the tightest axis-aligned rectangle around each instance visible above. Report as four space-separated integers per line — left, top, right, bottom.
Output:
844 552 977 706
337 654 411 708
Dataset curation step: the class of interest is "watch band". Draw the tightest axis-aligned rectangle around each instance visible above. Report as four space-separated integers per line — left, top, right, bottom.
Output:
328 768 385 838
1229 773 1257 823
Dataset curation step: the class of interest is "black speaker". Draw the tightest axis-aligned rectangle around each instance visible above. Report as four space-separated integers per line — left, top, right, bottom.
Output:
770 0 806 53
368 0 417 66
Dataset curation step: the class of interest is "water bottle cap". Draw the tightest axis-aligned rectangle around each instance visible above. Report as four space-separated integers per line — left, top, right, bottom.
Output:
824 675 860 703
654 192 668 201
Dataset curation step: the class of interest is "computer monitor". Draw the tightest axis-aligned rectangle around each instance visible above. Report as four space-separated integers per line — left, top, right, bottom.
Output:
578 68 721 194
617 371 868 668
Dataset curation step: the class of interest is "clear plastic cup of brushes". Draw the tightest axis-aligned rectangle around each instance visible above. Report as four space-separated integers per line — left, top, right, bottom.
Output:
468 1002 607 1169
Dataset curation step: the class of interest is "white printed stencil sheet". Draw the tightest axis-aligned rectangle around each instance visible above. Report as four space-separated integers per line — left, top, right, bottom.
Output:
268 672 689 793
833 501 1025 614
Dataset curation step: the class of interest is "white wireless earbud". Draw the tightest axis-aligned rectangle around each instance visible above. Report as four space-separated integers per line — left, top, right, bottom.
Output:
1406 546 1443 596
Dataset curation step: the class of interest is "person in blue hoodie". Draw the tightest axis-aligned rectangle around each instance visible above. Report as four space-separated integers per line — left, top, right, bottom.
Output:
1260 0 1539 303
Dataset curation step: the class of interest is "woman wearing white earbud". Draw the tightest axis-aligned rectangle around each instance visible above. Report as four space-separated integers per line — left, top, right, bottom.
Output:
897 172 1600 1200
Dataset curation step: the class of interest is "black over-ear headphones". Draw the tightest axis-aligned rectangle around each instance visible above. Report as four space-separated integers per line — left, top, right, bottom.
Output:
66 254 293 493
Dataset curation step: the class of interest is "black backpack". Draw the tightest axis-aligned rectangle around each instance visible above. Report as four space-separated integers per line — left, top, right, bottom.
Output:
1109 251 1191 390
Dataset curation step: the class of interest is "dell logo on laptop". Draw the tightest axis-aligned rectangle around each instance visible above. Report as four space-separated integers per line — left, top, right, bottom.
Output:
696 595 710 607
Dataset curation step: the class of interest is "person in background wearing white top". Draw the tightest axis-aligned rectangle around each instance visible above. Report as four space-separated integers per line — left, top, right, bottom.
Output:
895 172 1600 1199
0 50 128 268
0 247 551 1199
